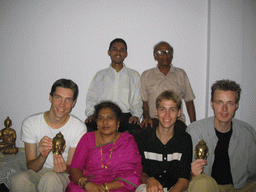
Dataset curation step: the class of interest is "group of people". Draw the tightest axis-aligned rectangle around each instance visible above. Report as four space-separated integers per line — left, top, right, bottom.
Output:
85 38 195 134
9 38 256 192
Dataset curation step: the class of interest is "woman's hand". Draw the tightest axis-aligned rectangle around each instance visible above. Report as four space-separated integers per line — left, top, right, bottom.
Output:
84 182 105 192
191 159 207 178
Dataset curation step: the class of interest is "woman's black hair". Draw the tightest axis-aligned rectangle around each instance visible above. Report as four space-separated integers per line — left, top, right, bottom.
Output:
94 101 122 121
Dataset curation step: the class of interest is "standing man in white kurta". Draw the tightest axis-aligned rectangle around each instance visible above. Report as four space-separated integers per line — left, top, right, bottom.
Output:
85 38 142 134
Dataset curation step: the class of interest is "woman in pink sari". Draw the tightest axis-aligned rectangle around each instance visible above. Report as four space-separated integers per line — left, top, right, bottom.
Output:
66 101 142 192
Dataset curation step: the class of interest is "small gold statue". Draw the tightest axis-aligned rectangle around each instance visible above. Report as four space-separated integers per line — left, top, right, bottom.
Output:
194 139 209 160
52 132 66 155
0 117 18 154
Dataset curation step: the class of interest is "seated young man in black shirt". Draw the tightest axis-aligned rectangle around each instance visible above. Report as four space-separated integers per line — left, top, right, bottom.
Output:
134 90 192 192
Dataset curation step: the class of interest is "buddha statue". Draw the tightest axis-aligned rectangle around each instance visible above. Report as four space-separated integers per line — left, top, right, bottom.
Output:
52 132 66 155
194 139 209 160
0 117 18 154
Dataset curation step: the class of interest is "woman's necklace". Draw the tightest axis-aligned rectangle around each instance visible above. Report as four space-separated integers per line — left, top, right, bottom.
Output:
100 137 117 169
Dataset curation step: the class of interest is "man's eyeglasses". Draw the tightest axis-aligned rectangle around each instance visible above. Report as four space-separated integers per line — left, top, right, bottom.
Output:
155 50 173 56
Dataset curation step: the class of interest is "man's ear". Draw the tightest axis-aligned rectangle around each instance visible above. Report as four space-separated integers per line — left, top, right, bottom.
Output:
153 53 157 61
210 100 214 109
235 102 239 111
178 109 181 118
155 108 158 116
108 50 110 56
49 94 53 103
72 100 77 108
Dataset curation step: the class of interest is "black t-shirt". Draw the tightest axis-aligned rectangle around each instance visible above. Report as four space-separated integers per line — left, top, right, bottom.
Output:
134 127 192 190
211 126 233 185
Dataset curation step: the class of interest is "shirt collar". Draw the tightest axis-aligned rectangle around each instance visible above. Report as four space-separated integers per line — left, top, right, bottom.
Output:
109 63 126 73
153 127 177 145
156 64 174 75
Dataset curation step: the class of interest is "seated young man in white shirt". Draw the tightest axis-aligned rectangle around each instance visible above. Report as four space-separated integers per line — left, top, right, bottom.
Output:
10 79 87 192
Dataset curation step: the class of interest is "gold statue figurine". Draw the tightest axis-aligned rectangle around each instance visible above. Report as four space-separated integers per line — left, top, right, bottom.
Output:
194 139 209 160
52 132 66 155
0 117 18 154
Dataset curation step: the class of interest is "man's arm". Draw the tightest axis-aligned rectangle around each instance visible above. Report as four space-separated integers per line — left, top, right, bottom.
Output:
169 178 189 192
66 147 75 166
25 136 53 172
25 143 45 172
140 101 153 128
140 172 150 184
141 173 164 192
85 73 101 118
130 72 143 119
185 100 196 123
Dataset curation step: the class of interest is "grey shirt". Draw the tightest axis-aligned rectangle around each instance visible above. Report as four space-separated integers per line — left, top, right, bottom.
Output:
186 116 256 189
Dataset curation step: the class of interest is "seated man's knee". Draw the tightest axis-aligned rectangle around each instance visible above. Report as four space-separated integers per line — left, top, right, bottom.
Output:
10 171 37 192
135 184 147 192
38 171 64 192
187 174 219 192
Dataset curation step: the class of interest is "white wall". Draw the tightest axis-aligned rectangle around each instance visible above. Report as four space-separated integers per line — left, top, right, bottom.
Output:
207 0 243 118
207 0 256 123
0 0 255 147
240 0 256 127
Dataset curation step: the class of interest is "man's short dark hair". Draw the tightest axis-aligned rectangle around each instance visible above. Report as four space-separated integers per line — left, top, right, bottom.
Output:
156 90 182 110
94 101 122 122
109 38 127 51
211 79 241 103
153 41 174 54
50 79 79 101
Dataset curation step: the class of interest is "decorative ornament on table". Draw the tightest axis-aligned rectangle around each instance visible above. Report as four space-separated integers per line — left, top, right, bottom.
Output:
0 117 18 155
194 139 209 160
52 132 66 155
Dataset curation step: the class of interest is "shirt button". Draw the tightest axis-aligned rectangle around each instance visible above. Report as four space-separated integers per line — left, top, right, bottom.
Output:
159 175 162 178
164 157 166 160
164 170 166 173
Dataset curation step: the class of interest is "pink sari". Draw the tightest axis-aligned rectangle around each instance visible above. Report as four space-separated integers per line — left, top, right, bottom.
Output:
66 131 142 192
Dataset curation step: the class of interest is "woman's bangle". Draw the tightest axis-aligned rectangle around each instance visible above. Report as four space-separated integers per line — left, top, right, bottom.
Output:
83 180 91 190
103 183 109 192
144 177 150 184
78 177 87 187
80 178 88 188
